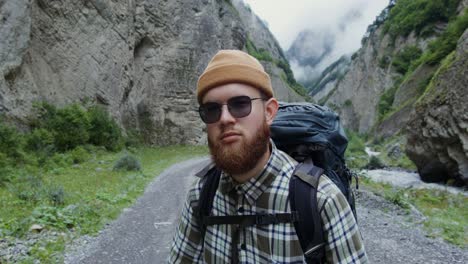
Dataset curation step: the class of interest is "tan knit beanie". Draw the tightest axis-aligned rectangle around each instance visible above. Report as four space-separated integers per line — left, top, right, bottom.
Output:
197 50 273 103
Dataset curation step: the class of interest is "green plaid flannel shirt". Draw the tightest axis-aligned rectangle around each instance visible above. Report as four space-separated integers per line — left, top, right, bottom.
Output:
169 142 368 263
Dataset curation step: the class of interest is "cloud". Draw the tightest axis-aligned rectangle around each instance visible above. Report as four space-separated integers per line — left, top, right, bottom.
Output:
243 0 390 82
243 0 389 49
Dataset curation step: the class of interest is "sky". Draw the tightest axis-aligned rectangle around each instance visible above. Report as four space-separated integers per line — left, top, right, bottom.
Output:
242 0 390 81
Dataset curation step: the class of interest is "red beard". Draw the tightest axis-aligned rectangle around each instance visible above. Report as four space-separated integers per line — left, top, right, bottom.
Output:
208 120 270 175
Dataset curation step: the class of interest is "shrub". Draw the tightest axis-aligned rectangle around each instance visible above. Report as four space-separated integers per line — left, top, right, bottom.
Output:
26 128 55 153
245 37 273 62
47 152 73 168
113 153 141 171
10 175 44 203
346 130 366 155
378 56 391 69
88 106 123 151
124 129 144 148
344 100 352 107
0 154 13 186
32 102 91 151
345 131 368 169
377 85 398 121
70 146 90 164
45 185 65 206
392 45 423 74
366 156 386 169
29 102 58 129
0 121 25 160
424 9 468 65
51 104 91 151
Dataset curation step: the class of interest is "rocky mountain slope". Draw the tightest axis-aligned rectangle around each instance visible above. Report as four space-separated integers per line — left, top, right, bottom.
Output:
0 0 303 145
315 0 468 185
406 29 468 185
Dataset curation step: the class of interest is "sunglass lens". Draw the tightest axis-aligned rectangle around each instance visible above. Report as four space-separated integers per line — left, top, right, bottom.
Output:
228 96 252 118
199 103 221 124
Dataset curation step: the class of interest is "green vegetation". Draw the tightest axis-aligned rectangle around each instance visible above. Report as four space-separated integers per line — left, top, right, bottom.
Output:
113 153 142 171
377 79 401 122
392 45 423 74
382 0 461 40
245 36 311 100
417 51 457 106
29 102 123 152
418 9 468 66
361 177 468 246
344 99 352 107
345 132 416 171
366 156 385 169
88 105 123 151
391 8 468 85
370 135 417 170
0 145 208 262
345 130 368 169
0 102 209 262
378 55 391 69
318 87 338 106
245 37 274 62
377 7 467 124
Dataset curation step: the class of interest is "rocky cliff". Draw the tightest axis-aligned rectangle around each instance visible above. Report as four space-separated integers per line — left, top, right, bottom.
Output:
317 2 397 132
0 0 303 145
406 29 468 185
316 0 468 184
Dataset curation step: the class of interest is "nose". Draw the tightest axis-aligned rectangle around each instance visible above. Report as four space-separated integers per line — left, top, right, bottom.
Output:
218 104 236 124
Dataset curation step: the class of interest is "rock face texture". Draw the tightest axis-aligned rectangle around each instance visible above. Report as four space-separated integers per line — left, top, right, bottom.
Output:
406 29 468 185
0 0 302 145
317 1 463 134
321 27 397 133
314 0 468 185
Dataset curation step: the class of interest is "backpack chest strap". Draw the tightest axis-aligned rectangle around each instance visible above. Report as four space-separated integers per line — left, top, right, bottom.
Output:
203 212 299 227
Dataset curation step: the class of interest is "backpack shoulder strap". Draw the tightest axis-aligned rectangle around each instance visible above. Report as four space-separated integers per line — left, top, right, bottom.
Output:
196 166 221 237
290 159 326 264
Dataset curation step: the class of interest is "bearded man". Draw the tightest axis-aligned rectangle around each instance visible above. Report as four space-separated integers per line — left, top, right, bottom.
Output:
168 50 367 263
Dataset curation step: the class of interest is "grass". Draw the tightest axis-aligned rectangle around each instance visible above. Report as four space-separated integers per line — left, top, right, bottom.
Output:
360 176 468 247
0 145 208 263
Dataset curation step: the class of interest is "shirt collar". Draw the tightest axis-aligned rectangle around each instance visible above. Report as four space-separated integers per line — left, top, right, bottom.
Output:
219 140 284 206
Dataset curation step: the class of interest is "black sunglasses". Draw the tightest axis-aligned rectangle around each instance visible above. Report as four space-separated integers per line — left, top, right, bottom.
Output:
198 96 266 124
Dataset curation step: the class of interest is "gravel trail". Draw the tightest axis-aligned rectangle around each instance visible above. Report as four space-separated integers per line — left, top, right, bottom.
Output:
64 157 211 264
64 158 468 263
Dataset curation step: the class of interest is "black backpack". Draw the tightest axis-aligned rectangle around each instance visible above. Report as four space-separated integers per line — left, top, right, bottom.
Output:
196 102 357 264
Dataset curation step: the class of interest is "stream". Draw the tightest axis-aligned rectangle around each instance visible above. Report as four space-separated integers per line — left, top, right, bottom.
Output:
361 169 467 196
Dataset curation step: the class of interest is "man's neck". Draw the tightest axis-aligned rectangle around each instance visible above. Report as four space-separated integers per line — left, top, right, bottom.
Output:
231 144 271 184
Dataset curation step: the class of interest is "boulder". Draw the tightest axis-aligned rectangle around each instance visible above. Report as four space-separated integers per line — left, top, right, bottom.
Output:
405 29 468 186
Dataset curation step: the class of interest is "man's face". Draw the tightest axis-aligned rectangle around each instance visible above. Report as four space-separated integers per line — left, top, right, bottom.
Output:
201 83 276 175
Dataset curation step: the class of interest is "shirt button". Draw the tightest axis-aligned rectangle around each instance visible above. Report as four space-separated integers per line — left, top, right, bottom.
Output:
240 244 246 250
238 207 244 213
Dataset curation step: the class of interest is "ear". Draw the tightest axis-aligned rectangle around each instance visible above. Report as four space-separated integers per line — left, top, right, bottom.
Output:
264 98 278 125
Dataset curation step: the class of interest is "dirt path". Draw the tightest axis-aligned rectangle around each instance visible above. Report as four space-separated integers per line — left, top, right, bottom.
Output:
65 158 468 263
